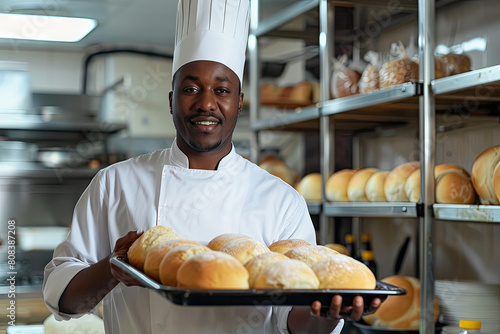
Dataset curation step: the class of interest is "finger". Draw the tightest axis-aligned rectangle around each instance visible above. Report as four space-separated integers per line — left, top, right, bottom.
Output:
310 300 322 318
350 296 364 321
114 230 144 255
329 295 342 318
366 297 382 315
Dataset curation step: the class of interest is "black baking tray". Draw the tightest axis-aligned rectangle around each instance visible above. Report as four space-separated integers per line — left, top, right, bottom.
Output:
110 256 406 312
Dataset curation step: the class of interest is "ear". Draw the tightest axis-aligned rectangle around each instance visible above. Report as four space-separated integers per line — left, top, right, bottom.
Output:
169 90 173 114
238 92 244 116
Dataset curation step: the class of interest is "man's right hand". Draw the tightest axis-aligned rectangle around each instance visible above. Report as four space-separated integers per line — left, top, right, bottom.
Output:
109 230 144 287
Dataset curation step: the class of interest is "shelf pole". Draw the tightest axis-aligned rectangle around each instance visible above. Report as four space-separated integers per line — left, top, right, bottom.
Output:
418 0 436 333
319 0 334 244
249 0 260 163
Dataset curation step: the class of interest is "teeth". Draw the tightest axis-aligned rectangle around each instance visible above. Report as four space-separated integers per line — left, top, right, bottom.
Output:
195 121 218 125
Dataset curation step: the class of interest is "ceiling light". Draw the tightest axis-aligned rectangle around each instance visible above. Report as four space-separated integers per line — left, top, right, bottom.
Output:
0 13 97 43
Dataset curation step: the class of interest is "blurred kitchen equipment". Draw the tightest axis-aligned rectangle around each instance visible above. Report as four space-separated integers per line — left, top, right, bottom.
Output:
17 226 69 251
0 141 38 162
32 92 101 121
394 236 411 275
0 61 31 114
38 147 85 168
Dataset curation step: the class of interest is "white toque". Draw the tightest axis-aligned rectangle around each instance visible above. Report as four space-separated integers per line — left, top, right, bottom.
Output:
172 0 250 84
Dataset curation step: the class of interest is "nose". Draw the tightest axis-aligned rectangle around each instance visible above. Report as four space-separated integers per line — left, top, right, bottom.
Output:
196 89 216 112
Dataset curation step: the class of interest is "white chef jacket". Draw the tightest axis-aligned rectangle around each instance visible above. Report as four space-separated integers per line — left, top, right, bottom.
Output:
43 139 344 334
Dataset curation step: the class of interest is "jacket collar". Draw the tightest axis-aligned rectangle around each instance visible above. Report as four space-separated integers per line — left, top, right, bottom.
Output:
169 138 239 170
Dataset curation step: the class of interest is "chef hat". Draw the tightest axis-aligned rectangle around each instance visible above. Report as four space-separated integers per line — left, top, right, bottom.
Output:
172 0 250 84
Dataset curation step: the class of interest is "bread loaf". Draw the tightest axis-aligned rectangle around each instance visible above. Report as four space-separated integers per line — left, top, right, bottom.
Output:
284 245 339 267
144 239 200 281
494 162 500 204
384 162 419 202
312 254 376 289
442 53 471 75
158 244 211 286
332 68 361 98
363 275 439 329
176 251 249 289
207 233 252 251
127 226 183 271
219 237 269 265
268 239 311 255
244 252 289 288
324 243 350 256
471 145 500 205
366 171 389 202
253 259 319 289
325 169 357 202
379 58 419 89
259 156 295 185
295 173 322 202
359 64 380 93
347 168 378 202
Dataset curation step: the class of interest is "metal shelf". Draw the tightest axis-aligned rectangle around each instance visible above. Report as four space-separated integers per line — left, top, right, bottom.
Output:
0 114 127 134
0 162 100 179
307 202 322 215
432 64 500 96
323 202 418 218
433 204 500 223
321 82 420 116
251 105 320 132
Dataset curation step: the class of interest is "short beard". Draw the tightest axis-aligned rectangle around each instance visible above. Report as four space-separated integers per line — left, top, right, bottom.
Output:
187 139 222 152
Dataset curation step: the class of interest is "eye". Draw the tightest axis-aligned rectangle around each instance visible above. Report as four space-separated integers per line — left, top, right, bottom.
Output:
215 88 231 95
183 86 199 94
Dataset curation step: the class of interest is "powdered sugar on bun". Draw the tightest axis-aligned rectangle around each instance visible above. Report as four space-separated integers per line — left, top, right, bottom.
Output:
284 245 339 267
254 259 319 289
312 254 376 289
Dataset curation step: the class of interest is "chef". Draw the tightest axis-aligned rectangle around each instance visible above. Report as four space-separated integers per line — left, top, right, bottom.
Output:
43 0 380 333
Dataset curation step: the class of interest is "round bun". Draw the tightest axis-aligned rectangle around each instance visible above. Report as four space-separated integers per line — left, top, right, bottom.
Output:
144 239 200 281
207 233 252 251
405 164 475 204
259 156 294 185
384 162 420 202
244 252 289 288
347 168 378 202
332 68 361 98
176 251 249 289
159 244 211 286
296 173 322 202
219 238 270 265
127 226 183 271
324 243 350 256
435 167 475 204
366 171 389 202
254 259 319 289
442 53 471 75
471 145 500 205
494 162 500 204
268 239 311 255
325 169 357 202
312 254 376 289
363 275 439 329
284 245 339 267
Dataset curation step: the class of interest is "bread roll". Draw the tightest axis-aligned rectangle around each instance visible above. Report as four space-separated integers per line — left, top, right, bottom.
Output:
359 64 380 94
442 53 471 75
144 239 200 281
207 233 252 251
405 164 475 204
127 226 183 271
384 162 419 202
312 254 376 289
347 168 378 202
244 252 289 288
177 251 249 289
324 243 350 256
296 173 322 202
220 238 270 265
471 145 500 205
259 156 295 185
254 259 319 289
494 162 500 204
284 245 339 267
159 244 211 286
366 171 389 202
363 275 439 329
268 239 311 255
325 169 357 202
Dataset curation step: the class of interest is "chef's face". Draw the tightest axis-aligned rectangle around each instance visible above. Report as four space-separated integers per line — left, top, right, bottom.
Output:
169 61 243 154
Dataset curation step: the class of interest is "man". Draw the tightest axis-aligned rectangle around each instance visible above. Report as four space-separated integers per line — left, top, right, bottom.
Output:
43 1 380 333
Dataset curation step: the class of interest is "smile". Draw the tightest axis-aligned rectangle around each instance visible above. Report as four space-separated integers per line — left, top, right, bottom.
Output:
194 121 218 125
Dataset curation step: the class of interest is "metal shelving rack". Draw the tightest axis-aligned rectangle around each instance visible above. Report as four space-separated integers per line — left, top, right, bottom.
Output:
249 1 500 333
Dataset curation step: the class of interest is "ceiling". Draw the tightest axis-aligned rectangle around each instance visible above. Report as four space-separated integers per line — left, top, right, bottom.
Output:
0 0 297 53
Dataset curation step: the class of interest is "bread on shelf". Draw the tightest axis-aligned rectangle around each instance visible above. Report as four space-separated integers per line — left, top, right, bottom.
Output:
347 168 378 202
471 145 500 205
325 169 358 202
384 162 420 202
295 173 322 202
